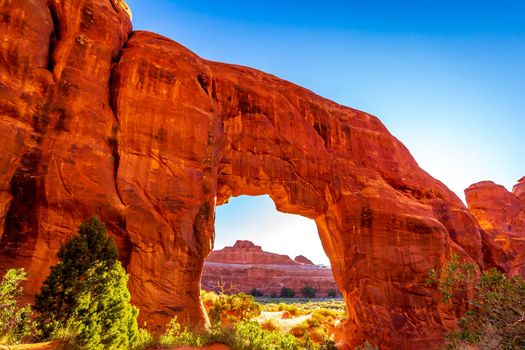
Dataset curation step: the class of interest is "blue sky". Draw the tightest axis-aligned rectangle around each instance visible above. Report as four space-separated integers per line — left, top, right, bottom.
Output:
126 0 524 264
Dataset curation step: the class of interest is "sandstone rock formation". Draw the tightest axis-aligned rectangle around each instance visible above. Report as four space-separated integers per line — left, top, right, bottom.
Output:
0 0 522 348
202 240 339 297
294 255 315 265
465 180 525 277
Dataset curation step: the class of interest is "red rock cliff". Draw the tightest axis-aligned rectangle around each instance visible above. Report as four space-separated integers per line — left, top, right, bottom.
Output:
0 0 521 348
465 179 525 277
202 240 339 297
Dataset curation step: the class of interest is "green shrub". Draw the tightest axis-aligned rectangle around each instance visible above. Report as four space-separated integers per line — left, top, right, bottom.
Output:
66 261 139 350
327 289 337 298
250 288 264 297
159 317 203 347
35 216 119 339
280 287 295 298
208 292 261 324
428 254 525 349
301 286 317 298
0 268 35 344
132 327 154 350
159 318 304 350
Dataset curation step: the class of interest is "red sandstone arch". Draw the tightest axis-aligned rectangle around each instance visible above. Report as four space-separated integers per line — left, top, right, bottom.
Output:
0 1 510 349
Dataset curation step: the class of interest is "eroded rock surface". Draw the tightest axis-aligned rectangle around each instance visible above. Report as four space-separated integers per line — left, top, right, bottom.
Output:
0 0 521 348
202 240 338 297
465 180 525 277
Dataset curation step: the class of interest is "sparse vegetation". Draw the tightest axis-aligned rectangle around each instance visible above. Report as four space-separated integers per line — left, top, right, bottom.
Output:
428 254 525 349
0 268 35 344
206 292 261 325
327 289 337 298
250 288 264 297
301 286 317 298
280 287 296 298
1 217 348 349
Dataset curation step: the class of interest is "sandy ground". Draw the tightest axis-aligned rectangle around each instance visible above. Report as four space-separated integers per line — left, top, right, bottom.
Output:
256 311 312 331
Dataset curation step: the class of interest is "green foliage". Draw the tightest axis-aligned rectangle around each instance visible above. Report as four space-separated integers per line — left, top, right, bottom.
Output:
301 286 317 298
208 292 261 325
66 261 139 350
230 320 303 350
428 254 525 349
426 253 476 305
35 216 119 339
132 327 155 350
159 318 305 350
160 317 204 347
280 287 295 298
250 288 264 297
327 289 337 298
0 268 35 344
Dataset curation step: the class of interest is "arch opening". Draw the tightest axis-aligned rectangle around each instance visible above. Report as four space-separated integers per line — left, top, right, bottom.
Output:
203 194 341 299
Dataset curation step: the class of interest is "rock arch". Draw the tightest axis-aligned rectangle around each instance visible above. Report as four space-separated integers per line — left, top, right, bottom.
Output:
0 1 505 348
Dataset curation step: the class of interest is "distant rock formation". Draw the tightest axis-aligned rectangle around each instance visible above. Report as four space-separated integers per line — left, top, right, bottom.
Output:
202 240 339 297
465 179 525 277
294 255 315 265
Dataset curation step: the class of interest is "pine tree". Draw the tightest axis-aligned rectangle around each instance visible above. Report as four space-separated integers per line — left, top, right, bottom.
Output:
67 261 139 350
34 216 119 338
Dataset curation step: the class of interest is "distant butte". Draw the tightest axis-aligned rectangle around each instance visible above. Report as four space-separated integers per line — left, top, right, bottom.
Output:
202 240 338 297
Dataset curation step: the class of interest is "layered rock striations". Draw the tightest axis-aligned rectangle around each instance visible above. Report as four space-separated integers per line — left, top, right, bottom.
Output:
202 240 339 297
0 0 522 348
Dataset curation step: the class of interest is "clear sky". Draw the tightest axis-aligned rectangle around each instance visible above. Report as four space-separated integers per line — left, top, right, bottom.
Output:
126 0 525 265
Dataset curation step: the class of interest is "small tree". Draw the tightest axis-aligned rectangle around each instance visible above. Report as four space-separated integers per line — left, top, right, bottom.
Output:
327 289 337 298
427 254 525 349
0 269 34 344
301 286 317 298
280 287 295 298
34 216 119 338
67 261 139 349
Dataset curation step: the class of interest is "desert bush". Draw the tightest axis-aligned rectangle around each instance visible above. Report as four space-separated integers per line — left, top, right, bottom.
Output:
261 318 279 331
428 254 525 349
208 292 261 325
301 286 317 298
159 318 304 350
132 327 155 350
231 320 303 350
159 317 203 347
250 288 264 297
327 289 337 298
0 268 35 344
280 287 295 298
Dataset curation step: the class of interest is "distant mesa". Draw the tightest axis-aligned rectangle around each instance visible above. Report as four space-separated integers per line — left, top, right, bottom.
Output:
202 240 339 297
